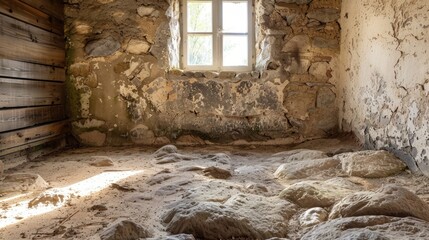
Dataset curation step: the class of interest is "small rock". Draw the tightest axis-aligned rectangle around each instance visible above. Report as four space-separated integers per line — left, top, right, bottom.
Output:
299 207 328 227
203 71 219 79
307 8 340 23
203 166 232 179
89 204 108 211
329 185 429 222
301 216 429 240
126 39 151 54
28 192 65 208
85 36 120 57
137 6 157 17
99 218 150 240
274 158 341 179
111 183 135 192
218 71 236 79
178 166 205 172
90 156 114 167
335 150 407 178
153 145 178 158
0 173 48 194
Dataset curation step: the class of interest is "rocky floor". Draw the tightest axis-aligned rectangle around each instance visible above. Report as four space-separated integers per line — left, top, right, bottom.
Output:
1 137 429 239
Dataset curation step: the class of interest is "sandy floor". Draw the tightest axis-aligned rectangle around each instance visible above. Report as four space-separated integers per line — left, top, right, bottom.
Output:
1 137 428 239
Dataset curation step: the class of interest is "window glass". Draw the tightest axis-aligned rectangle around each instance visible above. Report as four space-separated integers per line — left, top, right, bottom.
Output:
222 1 248 33
223 35 248 66
187 2 212 33
188 35 213 65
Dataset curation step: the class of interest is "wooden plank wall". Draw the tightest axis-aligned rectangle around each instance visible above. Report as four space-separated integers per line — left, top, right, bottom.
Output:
0 0 67 159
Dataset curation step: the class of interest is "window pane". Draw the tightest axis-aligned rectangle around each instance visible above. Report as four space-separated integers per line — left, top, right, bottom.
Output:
187 1 212 32
223 35 248 66
223 1 248 33
188 35 213 66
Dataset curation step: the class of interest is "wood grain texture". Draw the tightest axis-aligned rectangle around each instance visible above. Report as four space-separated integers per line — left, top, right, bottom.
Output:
0 105 65 132
0 0 63 35
0 14 64 48
0 121 68 151
0 78 65 108
19 0 64 21
0 0 67 158
0 59 65 81
0 134 65 157
0 34 65 67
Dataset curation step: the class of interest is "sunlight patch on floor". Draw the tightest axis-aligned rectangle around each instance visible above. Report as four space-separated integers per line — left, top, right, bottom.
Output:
0 170 143 229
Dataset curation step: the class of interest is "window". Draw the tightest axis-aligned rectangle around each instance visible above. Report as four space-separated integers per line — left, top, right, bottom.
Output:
182 0 253 71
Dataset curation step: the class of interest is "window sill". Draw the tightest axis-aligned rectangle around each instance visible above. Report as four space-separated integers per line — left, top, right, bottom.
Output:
167 69 261 80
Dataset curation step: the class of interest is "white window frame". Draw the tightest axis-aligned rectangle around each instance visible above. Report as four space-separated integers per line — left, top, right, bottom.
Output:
182 0 254 72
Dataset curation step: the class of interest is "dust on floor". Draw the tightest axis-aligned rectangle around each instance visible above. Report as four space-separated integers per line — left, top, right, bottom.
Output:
0 137 429 239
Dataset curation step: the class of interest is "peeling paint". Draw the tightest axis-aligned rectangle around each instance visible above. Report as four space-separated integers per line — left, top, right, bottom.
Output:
339 0 429 176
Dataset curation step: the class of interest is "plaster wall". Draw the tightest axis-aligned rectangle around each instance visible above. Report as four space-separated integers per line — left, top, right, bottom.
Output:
65 0 341 146
338 0 429 175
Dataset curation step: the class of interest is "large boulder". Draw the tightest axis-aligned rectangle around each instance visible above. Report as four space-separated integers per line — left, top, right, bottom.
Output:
99 218 150 240
163 194 298 239
152 145 197 164
329 185 429 222
335 150 407 178
279 178 361 208
274 158 341 179
301 216 429 240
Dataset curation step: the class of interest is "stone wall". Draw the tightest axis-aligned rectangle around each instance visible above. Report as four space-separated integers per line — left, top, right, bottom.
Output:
64 0 341 146
338 1 429 176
